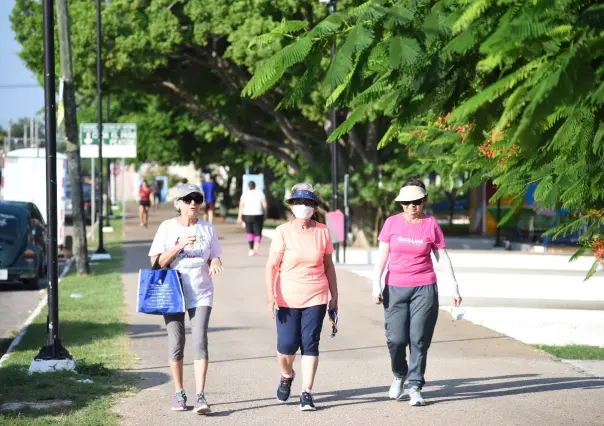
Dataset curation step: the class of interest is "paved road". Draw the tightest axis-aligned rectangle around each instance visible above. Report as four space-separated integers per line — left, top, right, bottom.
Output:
0 228 70 356
115 207 604 426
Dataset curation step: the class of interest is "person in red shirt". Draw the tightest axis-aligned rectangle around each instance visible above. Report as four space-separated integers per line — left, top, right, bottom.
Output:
139 180 152 227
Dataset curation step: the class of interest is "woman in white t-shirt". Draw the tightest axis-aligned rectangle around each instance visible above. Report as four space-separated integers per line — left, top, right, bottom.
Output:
237 181 267 256
148 183 224 414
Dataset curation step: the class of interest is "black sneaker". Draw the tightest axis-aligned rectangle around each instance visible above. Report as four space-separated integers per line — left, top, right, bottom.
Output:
299 391 316 411
276 371 295 402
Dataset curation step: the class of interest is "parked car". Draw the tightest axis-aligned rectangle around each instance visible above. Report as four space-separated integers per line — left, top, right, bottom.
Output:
65 182 92 223
0 201 47 290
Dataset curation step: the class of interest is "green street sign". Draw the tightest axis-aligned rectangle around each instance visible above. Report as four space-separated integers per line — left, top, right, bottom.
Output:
79 123 137 158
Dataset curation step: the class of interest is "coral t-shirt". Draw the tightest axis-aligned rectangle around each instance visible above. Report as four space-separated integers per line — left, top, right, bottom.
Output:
270 221 334 308
378 214 446 287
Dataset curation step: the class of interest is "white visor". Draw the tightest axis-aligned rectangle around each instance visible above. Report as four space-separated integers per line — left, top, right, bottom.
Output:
394 186 427 202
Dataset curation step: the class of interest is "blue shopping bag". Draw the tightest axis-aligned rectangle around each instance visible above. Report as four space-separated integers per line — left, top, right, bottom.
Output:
137 269 185 315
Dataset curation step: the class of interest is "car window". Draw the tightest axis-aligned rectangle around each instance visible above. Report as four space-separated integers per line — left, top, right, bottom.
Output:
0 212 25 239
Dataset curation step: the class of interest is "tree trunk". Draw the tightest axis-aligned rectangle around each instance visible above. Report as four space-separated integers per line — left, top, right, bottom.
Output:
447 189 457 231
57 0 89 274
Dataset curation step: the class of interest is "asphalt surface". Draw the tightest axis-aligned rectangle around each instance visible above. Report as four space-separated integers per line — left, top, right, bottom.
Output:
115 207 604 426
0 229 70 356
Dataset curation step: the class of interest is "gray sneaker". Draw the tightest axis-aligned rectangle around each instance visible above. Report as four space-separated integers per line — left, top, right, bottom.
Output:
194 392 211 414
389 378 404 399
408 387 426 406
171 390 187 411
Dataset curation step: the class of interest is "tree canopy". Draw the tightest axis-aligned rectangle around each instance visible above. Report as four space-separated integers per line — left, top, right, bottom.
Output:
244 0 604 275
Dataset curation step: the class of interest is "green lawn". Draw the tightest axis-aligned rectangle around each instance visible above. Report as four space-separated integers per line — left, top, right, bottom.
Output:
0 220 135 425
536 344 604 360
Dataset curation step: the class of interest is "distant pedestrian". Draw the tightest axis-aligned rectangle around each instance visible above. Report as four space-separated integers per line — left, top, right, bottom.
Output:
180 178 188 184
265 183 338 411
152 179 162 208
148 183 224 414
373 178 462 406
237 181 268 256
139 180 152 228
201 174 217 224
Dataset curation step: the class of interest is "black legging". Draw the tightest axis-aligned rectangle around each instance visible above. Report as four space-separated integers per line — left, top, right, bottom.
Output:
243 214 264 249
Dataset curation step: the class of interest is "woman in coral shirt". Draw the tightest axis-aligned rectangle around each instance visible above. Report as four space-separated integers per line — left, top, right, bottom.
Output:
265 183 339 412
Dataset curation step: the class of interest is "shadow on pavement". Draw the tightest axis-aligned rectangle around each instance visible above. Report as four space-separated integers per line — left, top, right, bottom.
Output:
206 373 604 415
126 323 251 340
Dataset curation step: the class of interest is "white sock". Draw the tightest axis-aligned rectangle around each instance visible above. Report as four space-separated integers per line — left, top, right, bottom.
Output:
302 387 312 394
282 372 293 378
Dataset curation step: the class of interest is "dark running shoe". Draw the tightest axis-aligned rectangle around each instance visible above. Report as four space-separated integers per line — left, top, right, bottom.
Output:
299 391 316 411
276 371 295 402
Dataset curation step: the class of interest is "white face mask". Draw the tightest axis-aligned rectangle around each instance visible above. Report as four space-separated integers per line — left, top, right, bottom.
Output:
291 205 314 219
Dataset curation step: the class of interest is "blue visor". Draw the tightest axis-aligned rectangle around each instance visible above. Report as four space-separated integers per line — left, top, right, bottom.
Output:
286 190 319 204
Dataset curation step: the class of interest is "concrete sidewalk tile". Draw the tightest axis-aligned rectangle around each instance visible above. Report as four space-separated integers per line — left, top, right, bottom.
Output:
115 207 604 425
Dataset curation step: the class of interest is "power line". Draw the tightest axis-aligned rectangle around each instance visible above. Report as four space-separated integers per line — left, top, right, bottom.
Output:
0 84 42 89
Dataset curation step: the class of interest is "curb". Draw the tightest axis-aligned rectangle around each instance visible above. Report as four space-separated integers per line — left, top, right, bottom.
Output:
0 256 75 368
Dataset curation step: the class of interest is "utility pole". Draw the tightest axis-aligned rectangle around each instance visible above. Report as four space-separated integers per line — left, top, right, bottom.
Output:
30 0 74 373
30 118 34 148
7 120 11 152
23 121 28 149
105 91 111 226
56 0 90 275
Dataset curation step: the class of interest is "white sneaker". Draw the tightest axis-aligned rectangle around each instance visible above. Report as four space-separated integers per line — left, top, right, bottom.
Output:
389 378 404 399
248 249 255 256
408 387 426 406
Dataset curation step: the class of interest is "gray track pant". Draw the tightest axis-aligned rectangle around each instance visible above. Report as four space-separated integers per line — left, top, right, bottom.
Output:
163 306 212 361
383 284 439 390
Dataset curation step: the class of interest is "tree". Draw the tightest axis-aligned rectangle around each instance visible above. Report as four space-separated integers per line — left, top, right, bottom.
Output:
11 0 419 242
56 0 89 275
244 0 604 273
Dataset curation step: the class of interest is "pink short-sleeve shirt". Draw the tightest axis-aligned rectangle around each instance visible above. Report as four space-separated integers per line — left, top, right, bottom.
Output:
378 214 445 287
270 221 334 308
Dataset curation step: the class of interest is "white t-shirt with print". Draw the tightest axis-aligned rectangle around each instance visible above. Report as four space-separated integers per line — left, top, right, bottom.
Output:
148 218 222 309
240 190 266 216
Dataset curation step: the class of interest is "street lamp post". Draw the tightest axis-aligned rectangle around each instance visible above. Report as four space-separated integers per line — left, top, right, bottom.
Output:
30 0 73 372
321 0 340 262
95 0 108 255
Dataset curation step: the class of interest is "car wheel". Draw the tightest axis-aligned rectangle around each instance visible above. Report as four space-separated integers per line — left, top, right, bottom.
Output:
23 278 39 290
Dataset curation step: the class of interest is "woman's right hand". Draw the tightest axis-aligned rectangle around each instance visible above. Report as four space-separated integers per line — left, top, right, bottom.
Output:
267 296 278 319
372 295 383 305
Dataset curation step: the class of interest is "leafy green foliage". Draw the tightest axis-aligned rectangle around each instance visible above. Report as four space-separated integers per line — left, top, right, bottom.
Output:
245 0 604 269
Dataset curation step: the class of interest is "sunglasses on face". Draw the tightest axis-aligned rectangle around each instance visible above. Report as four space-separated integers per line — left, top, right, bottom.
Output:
401 198 424 207
180 195 203 205
290 199 316 207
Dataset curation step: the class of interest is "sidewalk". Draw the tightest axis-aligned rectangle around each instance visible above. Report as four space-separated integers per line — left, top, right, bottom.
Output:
116 207 604 426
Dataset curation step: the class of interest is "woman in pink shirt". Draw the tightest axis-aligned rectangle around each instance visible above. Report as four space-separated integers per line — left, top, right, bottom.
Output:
373 179 462 406
265 183 339 412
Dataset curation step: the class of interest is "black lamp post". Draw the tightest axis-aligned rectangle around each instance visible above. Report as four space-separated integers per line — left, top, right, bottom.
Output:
95 0 108 254
33 0 71 364
321 0 339 262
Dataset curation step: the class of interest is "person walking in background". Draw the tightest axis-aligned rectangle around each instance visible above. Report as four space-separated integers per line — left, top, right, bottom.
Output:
139 180 152 228
148 183 224 414
373 178 462 406
180 178 189 184
152 179 162 208
237 181 268 256
201 174 217 224
265 183 339 411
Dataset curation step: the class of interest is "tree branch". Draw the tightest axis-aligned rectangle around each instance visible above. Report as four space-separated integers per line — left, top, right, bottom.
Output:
161 80 301 172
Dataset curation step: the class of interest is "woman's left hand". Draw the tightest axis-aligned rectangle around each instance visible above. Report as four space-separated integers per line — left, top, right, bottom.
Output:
209 258 224 276
328 296 338 312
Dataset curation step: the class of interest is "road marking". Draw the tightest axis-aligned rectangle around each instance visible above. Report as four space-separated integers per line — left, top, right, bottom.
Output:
0 256 75 367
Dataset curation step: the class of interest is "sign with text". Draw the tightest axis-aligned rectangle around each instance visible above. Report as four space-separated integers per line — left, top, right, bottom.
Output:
79 123 137 158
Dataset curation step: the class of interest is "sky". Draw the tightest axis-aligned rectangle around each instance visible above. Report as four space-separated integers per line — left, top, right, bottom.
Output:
0 0 44 129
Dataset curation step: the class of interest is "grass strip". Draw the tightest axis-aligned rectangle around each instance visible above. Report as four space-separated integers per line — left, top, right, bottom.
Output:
536 344 604 360
0 220 135 425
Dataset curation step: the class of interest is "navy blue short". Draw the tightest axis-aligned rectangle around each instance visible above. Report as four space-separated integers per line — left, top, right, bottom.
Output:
276 304 327 356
